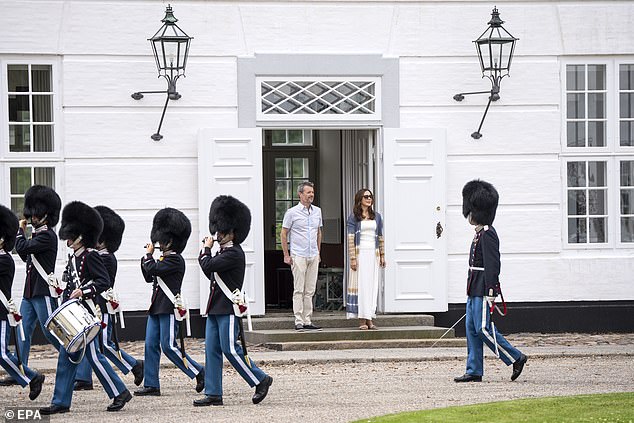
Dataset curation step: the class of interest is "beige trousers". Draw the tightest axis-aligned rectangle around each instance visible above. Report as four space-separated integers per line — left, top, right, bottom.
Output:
291 255 320 326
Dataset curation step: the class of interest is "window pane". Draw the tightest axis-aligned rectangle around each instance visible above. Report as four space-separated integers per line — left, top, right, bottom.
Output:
566 65 585 91
33 125 53 152
620 64 634 90
567 122 585 147
34 168 55 187
276 201 292 221
587 65 606 90
8 65 29 92
31 65 52 92
567 162 586 187
568 218 587 243
621 189 634 214
9 95 30 122
620 93 634 119
288 130 303 144
588 121 605 147
11 198 24 216
588 161 606 187
621 161 634 186
275 180 291 200
10 168 31 195
33 95 52 122
567 93 585 119
588 190 606 215
621 217 634 242
568 190 586 215
620 121 634 147
589 218 606 243
271 130 286 145
9 125 30 152
275 158 290 178
292 158 309 178
588 93 605 118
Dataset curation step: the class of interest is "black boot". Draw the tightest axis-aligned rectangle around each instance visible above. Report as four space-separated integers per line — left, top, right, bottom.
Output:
134 386 161 396
107 390 132 412
193 395 223 407
0 376 18 386
40 404 70 415
73 380 93 391
29 372 45 401
132 359 144 386
195 369 205 393
252 375 273 404
511 354 528 381
454 373 482 383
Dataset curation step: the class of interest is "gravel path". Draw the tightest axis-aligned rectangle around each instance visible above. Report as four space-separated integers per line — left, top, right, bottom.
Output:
2 343 633 422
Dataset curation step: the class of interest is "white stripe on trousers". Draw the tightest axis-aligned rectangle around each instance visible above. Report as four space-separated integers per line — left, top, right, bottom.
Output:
168 315 199 375
479 300 514 362
0 321 29 384
88 340 120 396
228 315 260 385
102 314 132 371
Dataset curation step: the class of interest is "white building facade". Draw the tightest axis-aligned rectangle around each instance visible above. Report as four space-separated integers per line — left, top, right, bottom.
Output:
1 0 633 332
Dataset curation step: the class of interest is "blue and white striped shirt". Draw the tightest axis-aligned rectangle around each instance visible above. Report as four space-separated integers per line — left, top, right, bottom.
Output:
282 203 322 258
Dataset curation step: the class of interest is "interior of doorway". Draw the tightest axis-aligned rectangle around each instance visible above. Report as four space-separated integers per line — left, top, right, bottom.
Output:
262 128 378 312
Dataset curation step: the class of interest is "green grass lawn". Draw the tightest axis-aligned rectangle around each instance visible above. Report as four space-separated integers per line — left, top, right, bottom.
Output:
353 392 634 423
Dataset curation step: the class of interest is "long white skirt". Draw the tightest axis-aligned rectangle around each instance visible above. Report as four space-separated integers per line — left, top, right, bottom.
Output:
347 247 380 320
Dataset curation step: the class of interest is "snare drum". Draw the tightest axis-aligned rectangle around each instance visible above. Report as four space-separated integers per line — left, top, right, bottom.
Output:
45 299 101 354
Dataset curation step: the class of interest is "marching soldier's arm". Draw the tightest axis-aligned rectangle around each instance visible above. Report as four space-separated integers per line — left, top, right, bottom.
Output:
199 247 240 276
481 229 501 296
81 251 111 298
142 254 181 279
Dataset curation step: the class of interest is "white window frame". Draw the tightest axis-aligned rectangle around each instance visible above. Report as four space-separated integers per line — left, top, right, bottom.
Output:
0 57 62 159
561 57 634 249
0 56 63 212
256 76 382 122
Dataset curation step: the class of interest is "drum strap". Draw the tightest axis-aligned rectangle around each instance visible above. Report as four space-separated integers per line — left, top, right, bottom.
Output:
67 256 102 322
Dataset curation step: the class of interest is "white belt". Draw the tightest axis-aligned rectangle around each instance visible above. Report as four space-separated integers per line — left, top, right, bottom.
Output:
469 266 485 271
156 277 190 336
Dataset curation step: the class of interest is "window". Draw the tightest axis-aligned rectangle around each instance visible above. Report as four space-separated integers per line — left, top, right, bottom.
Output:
2 59 60 220
7 64 54 152
265 129 313 146
563 60 634 246
9 167 55 215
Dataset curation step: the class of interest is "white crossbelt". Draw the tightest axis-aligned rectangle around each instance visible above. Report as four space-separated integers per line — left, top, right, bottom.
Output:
31 255 62 305
469 266 485 271
214 272 252 331
156 277 191 336
0 290 25 341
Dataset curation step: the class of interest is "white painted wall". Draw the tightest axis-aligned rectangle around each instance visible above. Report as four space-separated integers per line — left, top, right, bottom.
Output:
2 1 634 312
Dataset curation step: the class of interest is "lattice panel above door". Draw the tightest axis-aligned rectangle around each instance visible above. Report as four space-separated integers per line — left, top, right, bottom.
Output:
256 77 381 121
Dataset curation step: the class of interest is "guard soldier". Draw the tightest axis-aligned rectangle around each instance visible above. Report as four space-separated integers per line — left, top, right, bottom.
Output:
74 205 144 390
134 208 204 397
0 204 45 400
194 195 272 407
40 201 133 414
454 180 527 383
0 185 61 387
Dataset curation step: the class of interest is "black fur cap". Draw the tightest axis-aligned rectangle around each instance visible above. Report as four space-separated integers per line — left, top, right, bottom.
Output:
95 206 125 253
462 179 499 226
23 185 62 227
151 208 191 254
0 205 19 252
59 201 104 248
208 195 251 244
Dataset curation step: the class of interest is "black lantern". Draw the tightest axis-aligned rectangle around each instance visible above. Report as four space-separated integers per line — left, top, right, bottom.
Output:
453 7 519 139
132 5 193 141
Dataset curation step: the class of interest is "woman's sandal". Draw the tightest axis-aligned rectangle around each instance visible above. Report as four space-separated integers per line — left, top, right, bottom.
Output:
359 324 369 330
368 323 378 330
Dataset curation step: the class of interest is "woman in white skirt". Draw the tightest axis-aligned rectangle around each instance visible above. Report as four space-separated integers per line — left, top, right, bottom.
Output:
346 189 386 330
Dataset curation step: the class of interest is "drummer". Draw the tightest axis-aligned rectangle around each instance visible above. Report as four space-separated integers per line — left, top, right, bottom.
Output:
0 204 45 400
40 201 132 415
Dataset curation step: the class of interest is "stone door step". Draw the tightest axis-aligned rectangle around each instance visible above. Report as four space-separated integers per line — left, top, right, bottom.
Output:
261 338 466 351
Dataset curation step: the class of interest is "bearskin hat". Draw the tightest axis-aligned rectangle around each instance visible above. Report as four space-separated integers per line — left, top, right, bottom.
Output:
23 185 62 227
151 208 191 254
462 179 499 226
59 201 104 248
95 206 125 253
208 195 251 245
0 205 19 252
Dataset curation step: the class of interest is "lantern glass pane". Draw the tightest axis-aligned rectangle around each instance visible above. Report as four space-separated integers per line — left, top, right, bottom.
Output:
161 41 179 70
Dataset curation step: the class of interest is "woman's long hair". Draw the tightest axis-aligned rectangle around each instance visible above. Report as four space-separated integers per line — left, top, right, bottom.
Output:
353 188 375 221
